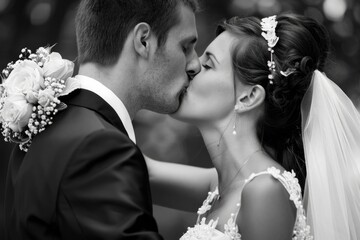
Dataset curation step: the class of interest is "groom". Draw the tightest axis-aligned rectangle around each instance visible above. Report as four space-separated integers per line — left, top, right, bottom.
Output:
4 0 200 239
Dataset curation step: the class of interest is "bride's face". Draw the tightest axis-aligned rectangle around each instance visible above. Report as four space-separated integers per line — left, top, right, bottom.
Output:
172 31 239 124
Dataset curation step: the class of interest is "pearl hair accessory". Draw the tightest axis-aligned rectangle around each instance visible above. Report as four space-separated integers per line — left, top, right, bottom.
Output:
261 15 279 84
261 15 298 81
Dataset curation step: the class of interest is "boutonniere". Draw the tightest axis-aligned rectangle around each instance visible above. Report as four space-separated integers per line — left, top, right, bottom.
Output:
0 46 80 152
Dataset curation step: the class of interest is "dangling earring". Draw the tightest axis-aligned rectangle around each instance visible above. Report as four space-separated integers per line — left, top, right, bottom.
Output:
232 116 237 135
233 105 239 135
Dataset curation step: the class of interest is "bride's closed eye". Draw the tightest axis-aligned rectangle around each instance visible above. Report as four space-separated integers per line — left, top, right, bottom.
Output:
202 64 211 70
202 59 214 70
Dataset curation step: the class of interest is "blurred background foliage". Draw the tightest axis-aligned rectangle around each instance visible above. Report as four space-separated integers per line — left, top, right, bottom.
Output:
0 0 359 239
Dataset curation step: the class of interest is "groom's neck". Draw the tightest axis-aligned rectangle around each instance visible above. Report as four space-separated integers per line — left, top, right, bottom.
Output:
78 62 140 119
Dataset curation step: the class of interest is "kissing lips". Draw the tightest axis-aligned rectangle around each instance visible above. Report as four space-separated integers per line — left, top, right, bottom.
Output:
179 84 189 103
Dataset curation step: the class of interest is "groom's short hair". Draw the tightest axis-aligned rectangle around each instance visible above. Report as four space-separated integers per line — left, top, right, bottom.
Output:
75 0 199 66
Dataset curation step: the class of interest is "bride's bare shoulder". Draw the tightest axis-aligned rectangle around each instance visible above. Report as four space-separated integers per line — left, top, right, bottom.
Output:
237 173 296 239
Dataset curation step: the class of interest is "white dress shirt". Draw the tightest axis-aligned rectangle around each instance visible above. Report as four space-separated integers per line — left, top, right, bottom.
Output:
75 75 136 143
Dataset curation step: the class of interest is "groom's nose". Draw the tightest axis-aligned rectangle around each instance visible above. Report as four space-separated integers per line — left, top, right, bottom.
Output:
186 52 201 80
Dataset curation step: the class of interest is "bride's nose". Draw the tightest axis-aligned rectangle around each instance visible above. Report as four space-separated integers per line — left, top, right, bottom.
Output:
186 52 201 80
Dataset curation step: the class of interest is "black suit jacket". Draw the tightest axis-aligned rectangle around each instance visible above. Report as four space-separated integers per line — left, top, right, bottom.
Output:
4 89 163 240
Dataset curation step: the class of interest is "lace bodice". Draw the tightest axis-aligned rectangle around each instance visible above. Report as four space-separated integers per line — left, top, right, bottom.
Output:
180 167 313 240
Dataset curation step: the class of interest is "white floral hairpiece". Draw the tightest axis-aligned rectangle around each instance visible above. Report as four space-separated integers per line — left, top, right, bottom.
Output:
261 15 297 82
261 15 279 84
0 46 79 152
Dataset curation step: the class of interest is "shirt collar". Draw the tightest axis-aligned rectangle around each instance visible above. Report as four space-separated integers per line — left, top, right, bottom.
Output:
74 75 136 143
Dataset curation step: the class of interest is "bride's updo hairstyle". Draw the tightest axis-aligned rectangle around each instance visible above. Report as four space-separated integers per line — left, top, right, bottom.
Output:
217 14 330 189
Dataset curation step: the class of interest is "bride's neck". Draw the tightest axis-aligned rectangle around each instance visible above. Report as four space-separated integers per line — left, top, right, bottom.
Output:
199 122 262 182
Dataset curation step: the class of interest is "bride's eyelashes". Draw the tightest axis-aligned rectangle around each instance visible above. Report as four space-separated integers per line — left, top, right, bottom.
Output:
202 59 214 70
202 64 211 69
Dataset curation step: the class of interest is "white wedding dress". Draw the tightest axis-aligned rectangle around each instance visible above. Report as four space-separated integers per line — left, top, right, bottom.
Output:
180 167 312 240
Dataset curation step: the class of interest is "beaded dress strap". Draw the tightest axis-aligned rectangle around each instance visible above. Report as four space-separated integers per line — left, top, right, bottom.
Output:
234 167 301 218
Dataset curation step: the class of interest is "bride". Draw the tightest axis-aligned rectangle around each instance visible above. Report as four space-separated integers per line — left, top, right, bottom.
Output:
146 13 360 240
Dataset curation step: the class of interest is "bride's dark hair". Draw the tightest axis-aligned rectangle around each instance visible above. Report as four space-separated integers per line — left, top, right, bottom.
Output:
217 13 330 190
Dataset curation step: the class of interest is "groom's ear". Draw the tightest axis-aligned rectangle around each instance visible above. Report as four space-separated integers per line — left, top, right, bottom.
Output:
133 23 152 58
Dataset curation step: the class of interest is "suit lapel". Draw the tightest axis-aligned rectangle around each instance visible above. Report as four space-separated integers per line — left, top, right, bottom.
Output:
60 89 128 137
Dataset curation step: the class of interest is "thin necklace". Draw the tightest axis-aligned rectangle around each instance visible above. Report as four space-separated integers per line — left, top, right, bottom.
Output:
217 114 236 147
218 149 262 199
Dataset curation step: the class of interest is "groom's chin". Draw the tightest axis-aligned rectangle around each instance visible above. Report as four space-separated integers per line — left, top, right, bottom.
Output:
165 93 184 114
170 96 185 114
150 99 180 115
169 110 191 123
169 103 186 120
166 102 181 115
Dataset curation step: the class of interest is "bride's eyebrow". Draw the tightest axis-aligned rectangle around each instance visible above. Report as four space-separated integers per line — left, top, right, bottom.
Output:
205 51 219 64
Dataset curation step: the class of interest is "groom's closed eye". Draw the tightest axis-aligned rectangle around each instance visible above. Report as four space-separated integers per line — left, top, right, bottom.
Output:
181 37 197 55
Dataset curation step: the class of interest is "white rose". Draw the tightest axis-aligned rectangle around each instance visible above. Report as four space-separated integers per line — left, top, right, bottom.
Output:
4 60 44 96
43 52 74 80
0 94 33 132
38 88 55 107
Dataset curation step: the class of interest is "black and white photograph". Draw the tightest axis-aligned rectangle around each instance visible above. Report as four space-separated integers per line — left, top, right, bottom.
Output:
0 0 359 239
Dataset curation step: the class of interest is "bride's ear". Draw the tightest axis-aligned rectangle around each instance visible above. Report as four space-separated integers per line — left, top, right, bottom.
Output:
133 23 152 58
235 85 265 113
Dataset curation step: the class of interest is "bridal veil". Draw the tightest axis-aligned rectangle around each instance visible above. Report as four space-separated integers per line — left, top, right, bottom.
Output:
301 70 360 239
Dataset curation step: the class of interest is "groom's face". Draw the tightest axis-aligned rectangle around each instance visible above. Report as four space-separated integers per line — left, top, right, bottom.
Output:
142 3 200 114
